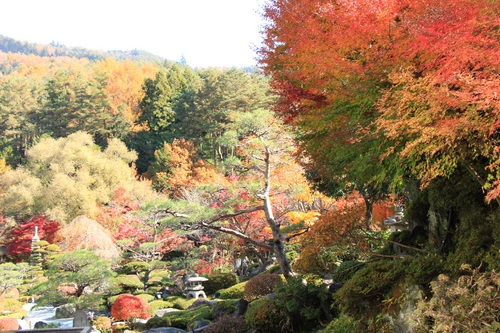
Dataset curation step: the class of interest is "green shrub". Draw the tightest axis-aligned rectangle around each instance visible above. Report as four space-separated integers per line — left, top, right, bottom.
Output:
333 260 364 284
323 315 361 333
243 274 284 301
217 281 246 299
335 256 443 319
201 273 238 295
335 260 402 318
136 293 155 303
106 295 119 306
114 275 144 291
273 276 332 332
149 300 171 315
245 296 287 332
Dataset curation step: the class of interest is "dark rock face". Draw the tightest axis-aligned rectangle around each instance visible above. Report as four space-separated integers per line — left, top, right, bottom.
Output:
234 299 249 316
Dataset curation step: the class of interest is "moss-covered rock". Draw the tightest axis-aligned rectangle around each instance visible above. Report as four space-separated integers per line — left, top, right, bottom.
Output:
146 305 212 330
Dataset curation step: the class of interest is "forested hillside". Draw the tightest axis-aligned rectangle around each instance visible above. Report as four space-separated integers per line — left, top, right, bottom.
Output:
1 1 500 329
0 35 166 63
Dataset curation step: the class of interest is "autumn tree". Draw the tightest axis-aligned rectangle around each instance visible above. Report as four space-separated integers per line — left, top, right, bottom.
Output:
111 294 151 321
0 132 154 223
5 215 59 262
152 109 318 278
93 58 157 131
260 0 500 205
148 138 220 197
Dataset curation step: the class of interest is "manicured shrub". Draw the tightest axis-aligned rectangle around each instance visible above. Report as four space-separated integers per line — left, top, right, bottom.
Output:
0 317 20 330
111 294 151 321
136 293 155 303
203 314 248 333
243 274 284 301
148 300 171 315
217 282 246 299
114 275 144 292
201 273 238 295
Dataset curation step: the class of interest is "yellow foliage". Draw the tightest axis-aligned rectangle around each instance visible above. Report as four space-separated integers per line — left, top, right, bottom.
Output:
93 58 157 130
0 159 10 175
286 211 321 227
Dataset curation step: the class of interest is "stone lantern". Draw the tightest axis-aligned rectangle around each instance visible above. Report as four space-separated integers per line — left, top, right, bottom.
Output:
384 206 406 233
183 274 208 299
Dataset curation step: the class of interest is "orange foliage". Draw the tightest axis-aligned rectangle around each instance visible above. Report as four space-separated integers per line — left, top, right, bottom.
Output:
96 187 140 232
93 58 157 130
153 139 221 197
294 195 366 273
111 294 151 321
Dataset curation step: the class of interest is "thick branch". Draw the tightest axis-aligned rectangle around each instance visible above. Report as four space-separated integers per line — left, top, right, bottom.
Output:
206 206 265 224
199 220 273 250
283 228 310 241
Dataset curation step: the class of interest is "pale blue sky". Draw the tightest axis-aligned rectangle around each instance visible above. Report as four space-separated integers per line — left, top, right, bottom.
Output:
0 0 267 68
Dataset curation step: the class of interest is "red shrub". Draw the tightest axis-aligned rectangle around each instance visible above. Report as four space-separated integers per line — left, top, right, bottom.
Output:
111 294 151 321
0 317 20 330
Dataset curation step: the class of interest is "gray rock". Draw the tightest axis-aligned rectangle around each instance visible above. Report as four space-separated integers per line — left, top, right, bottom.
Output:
142 328 187 333
155 308 180 317
55 303 76 319
384 284 424 333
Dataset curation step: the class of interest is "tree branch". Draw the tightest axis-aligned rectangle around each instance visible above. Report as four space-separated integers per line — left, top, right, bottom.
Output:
199 220 273 250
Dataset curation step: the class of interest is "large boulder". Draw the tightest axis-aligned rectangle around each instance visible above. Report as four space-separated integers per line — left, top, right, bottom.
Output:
55 303 76 319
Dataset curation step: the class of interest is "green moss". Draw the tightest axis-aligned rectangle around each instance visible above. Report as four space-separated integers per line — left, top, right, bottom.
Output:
201 273 238 295
217 281 246 299
336 255 443 319
163 296 196 310
150 305 212 330
149 300 171 315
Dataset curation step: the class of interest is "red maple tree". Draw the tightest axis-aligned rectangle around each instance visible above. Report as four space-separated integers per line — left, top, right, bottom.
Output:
111 294 151 321
6 215 59 262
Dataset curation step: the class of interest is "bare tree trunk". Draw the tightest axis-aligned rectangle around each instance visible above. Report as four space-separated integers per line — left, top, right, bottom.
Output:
262 148 296 278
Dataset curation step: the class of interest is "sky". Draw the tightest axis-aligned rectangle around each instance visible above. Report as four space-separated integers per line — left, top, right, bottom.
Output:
0 0 267 68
